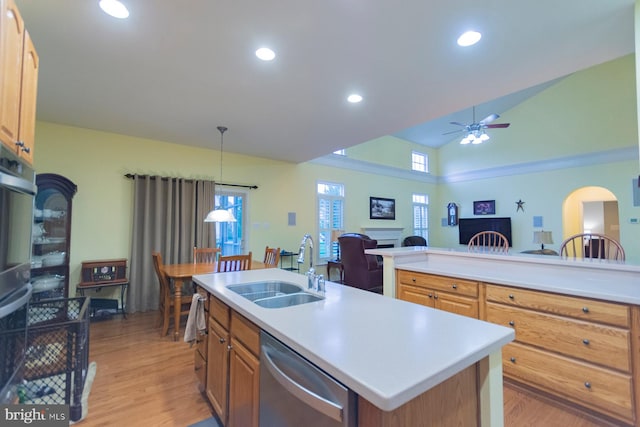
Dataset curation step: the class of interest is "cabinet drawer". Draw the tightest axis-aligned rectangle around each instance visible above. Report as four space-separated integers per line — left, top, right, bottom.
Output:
210 296 230 330
487 302 630 372
397 283 434 308
194 349 206 387
231 311 260 356
486 285 630 327
397 270 478 298
503 342 634 424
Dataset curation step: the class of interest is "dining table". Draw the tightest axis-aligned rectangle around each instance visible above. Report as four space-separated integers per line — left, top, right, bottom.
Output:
162 260 266 341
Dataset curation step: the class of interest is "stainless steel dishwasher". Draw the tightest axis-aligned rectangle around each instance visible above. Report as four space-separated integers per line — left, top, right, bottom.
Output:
259 331 356 427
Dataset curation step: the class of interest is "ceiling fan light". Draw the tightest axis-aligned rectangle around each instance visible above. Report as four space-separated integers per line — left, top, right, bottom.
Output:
460 135 472 145
471 136 483 144
479 132 490 141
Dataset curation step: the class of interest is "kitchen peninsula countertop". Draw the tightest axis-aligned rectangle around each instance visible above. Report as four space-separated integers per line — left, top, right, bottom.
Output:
193 268 514 412
366 247 640 304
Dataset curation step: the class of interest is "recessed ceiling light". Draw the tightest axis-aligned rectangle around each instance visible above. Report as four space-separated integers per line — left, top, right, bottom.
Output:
347 94 363 103
255 48 276 61
457 31 481 47
99 0 129 19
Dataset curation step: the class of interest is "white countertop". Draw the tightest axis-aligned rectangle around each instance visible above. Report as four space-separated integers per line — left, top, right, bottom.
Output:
367 247 640 305
193 268 514 411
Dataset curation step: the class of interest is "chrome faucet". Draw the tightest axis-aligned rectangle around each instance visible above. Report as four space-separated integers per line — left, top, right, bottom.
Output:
297 234 316 289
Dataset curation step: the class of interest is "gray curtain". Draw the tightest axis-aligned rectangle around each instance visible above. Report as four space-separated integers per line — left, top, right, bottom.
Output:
127 175 215 313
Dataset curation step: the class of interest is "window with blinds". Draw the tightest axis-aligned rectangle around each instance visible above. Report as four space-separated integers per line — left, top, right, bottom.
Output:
412 193 429 243
317 182 344 260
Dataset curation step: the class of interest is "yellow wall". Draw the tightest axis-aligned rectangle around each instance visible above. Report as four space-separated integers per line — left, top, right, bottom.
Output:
31 53 640 300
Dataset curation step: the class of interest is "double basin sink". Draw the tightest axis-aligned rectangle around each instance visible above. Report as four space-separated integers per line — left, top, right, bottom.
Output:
227 281 324 309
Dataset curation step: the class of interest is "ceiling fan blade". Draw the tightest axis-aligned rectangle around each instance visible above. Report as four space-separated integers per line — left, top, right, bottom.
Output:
442 129 464 135
485 123 510 128
479 113 499 124
449 121 467 127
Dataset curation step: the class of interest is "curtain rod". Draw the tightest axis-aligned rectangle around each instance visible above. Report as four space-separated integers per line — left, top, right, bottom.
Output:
123 174 258 189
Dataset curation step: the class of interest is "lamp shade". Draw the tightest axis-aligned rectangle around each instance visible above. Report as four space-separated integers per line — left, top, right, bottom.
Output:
204 208 237 223
533 231 553 245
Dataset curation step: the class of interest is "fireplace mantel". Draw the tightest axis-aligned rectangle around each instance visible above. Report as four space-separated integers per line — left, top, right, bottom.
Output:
361 227 404 248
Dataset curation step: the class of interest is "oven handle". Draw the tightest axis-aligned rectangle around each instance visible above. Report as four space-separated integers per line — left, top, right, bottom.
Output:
262 344 343 422
0 283 32 319
0 170 37 195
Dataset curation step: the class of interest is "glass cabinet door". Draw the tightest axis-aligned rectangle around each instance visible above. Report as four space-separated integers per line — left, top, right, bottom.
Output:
31 174 77 300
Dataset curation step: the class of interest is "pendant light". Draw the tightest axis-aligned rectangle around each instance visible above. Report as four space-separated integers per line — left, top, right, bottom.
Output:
204 126 237 222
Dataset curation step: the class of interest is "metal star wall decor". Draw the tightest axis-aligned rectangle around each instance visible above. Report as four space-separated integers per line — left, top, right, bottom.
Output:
516 199 525 212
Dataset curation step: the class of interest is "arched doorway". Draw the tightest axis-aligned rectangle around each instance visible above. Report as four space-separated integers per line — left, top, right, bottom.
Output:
562 186 620 243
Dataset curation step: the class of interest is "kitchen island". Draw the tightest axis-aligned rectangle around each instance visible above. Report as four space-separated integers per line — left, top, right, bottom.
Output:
366 246 640 426
193 268 514 426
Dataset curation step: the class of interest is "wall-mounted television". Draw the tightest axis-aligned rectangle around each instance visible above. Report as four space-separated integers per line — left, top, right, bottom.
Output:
458 217 512 246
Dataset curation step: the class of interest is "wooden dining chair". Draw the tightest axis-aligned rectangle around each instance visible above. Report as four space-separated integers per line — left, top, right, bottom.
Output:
263 246 280 268
193 247 221 264
152 252 193 337
559 233 625 261
467 231 509 254
216 252 252 272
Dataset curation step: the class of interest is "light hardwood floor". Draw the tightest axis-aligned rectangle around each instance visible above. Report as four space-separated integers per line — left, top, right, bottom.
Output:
78 311 614 427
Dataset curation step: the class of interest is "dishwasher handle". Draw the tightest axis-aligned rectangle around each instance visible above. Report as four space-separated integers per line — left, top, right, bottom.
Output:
262 345 344 422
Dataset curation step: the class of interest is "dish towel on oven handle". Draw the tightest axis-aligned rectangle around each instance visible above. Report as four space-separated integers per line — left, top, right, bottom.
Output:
184 293 206 346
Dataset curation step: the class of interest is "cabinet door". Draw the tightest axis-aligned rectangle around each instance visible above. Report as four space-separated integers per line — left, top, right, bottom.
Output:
206 320 229 424
435 292 479 319
397 283 435 308
228 338 260 427
0 0 24 151
17 28 38 164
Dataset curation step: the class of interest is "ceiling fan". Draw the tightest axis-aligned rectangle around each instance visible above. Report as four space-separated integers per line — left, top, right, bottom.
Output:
443 106 510 144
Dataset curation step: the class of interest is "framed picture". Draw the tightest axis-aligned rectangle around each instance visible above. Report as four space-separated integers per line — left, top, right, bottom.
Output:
473 200 496 215
370 197 396 220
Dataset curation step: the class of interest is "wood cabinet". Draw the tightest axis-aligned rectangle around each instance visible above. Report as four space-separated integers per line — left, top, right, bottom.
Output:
0 0 38 164
31 174 77 300
396 270 480 319
204 295 260 427
485 284 638 425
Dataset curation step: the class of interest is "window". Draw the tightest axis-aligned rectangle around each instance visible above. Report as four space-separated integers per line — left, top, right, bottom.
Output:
317 182 344 261
411 151 428 173
215 192 244 255
412 193 429 243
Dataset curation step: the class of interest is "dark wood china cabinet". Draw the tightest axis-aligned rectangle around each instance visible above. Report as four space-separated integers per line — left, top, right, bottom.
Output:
31 173 77 300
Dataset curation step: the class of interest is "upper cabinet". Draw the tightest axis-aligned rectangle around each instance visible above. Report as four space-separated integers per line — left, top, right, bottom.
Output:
0 0 39 164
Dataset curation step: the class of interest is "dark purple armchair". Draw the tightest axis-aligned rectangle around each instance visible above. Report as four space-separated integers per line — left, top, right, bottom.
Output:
338 233 383 294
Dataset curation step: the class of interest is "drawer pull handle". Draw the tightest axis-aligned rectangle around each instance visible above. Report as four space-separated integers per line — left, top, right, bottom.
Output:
434 295 438 299
582 339 590 345
219 338 226 344
412 278 416 282
510 357 516 363
452 284 457 289
428 293 433 298
508 294 514 300
584 382 591 389
508 321 515 326
582 307 589 313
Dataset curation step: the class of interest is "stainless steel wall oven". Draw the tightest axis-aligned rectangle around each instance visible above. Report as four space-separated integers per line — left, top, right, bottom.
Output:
0 146 36 404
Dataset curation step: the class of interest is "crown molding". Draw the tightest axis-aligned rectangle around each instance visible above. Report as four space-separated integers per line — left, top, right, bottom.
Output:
312 146 638 185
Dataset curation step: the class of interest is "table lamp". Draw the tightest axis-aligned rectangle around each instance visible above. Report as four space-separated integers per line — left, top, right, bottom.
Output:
533 230 553 251
331 230 344 260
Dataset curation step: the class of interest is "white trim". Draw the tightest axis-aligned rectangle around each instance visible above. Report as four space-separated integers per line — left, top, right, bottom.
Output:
312 146 638 184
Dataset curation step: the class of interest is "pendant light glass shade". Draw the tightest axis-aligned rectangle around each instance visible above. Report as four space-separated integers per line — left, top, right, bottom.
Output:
204 126 237 222
204 208 236 222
